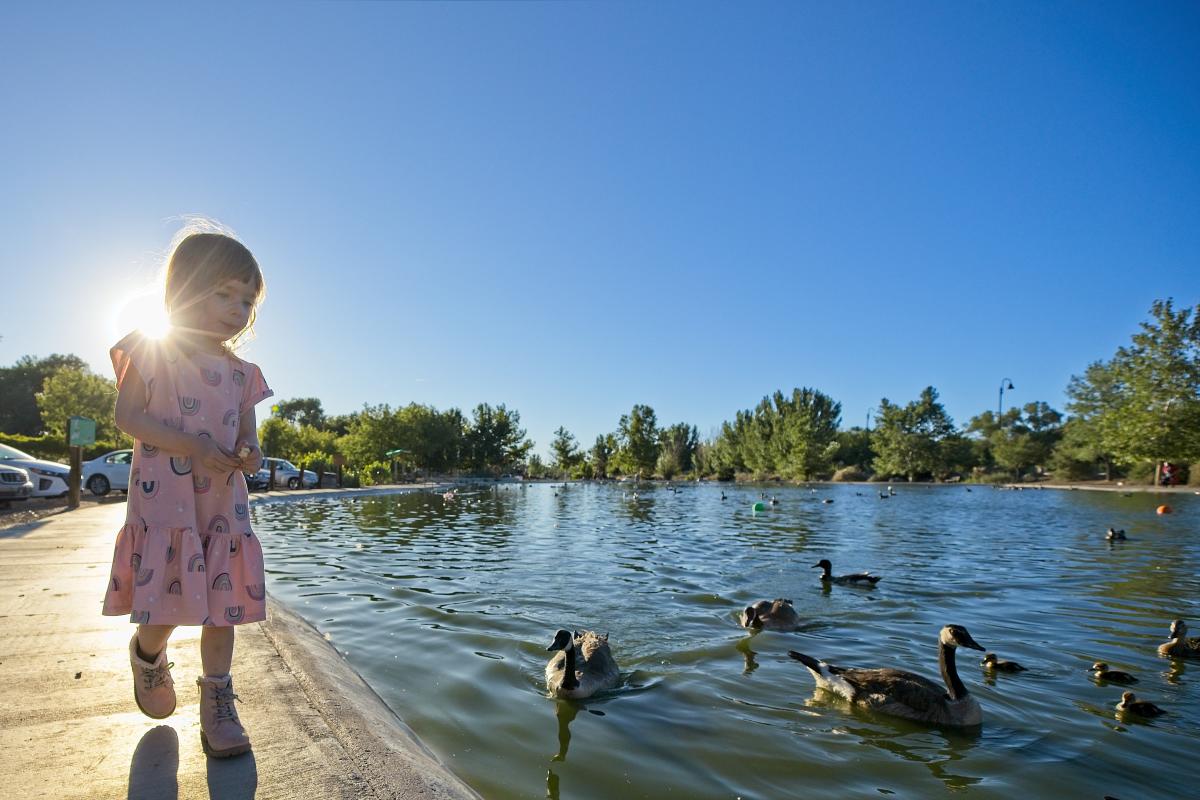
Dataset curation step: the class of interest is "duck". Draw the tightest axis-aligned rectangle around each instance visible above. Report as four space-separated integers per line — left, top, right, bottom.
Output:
545 629 620 699
980 653 1026 672
1090 662 1137 684
1106 527 1127 541
1157 619 1200 658
822 499 834 504
720 491 727 501
788 624 986 727
739 598 801 631
878 491 890 499
1116 691 1165 717
812 558 881 586
769 495 779 506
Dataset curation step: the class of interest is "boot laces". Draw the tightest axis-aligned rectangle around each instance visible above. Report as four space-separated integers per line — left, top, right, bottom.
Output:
140 661 174 691
212 683 241 723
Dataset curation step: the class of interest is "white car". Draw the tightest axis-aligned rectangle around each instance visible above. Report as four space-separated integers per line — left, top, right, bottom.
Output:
0 464 34 502
81 449 133 496
0 444 70 498
261 457 319 489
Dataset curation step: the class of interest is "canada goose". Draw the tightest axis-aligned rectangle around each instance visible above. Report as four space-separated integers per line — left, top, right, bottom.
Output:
812 558 881 586
1106 527 1127 541
740 598 801 631
720 491 727 501
1157 619 1200 658
1091 662 1137 684
788 624 986 727
1116 692 1165 717
980 653 1026 672
545 629 619 699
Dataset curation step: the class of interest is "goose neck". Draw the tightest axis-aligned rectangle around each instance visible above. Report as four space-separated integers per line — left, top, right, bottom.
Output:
939 642 968 700
561 641 579 691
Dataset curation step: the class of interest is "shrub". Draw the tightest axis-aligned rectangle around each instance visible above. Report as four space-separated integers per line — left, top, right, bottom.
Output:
357 460 392 487
0 432 125 462
832 467 867 482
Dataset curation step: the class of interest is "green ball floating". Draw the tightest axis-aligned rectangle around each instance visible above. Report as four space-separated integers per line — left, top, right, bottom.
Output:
752 501 766 512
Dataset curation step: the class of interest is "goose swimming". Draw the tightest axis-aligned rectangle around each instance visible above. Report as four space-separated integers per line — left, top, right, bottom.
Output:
812 558 881 586
546 629 620 700
788 624 986 727
1090 662 1137 684
1157 619 1200 658
980 653 1026 672
1116 691 1164 717
1105 527 1127 541
739 598 801 631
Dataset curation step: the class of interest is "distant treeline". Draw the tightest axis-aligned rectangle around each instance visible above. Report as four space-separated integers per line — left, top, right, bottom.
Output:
1 299 1196 485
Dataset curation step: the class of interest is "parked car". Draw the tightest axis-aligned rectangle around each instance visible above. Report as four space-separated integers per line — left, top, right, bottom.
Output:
245 468 270 491
81 449 133 496
261 457 319 489
0 464 34 503
0 444 70 498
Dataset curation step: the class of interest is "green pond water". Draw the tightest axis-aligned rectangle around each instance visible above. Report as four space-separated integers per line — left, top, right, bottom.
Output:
252 483 1199 799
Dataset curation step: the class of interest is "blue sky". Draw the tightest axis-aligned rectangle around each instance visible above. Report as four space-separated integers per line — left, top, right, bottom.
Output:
2 2 1197 455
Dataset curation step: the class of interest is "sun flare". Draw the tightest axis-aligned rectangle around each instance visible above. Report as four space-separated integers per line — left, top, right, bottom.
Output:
112 286 171 341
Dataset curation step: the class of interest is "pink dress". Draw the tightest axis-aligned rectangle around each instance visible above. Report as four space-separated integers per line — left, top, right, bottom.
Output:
102 331 273 627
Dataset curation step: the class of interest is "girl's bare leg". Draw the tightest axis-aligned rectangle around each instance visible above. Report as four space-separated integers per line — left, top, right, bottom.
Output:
200 625 235 676
136 624 175 660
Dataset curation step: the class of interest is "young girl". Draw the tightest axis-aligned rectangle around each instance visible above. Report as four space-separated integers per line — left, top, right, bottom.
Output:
103 231 273 759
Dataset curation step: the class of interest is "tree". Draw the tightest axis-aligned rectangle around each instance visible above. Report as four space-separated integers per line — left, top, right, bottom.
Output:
1 354 89 435
271 397 326 429
590 434 616 479
463 403 532 474
614 405 659 477
872 387 956 481
1066 299 1200 470
36 366 127 445
550 426 582 475
833 427 875 471
657 423 699 478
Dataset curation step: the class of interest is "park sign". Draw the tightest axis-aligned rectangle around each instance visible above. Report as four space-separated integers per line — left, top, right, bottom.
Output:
68 416 96 447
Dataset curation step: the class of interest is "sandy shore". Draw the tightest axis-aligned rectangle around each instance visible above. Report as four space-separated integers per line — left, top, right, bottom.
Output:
0 486 479 800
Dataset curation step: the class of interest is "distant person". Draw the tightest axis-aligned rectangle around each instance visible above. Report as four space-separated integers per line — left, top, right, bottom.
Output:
102 229 273 759
1161 462 1175 486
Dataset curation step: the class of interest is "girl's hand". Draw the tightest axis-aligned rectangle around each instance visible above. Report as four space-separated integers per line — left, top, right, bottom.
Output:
193 437 239 474
234 441 263 473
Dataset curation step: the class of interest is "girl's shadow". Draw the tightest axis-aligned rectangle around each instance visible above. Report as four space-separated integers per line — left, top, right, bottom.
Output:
128 725 179 800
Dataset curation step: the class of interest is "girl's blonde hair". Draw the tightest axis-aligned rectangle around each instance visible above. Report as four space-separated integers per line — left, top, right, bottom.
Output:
163 225 265 352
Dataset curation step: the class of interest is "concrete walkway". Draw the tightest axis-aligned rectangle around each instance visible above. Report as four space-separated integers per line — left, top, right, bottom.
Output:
0 489 479 800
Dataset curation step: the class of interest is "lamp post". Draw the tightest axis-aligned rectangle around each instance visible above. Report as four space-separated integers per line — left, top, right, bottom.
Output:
998 378 1015 424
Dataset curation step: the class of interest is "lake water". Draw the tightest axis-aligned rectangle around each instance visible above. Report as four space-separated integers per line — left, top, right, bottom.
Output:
252 483 1199 800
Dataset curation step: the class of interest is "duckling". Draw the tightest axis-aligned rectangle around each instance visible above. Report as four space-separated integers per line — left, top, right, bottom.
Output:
812 558 881 586
980 653 1026 672
1116 691 1165 717
739 598 801 631
1157 619 1200 658
1090 662 1137 684
545 629 620 700
1105 527 1127 541
788 624 985 727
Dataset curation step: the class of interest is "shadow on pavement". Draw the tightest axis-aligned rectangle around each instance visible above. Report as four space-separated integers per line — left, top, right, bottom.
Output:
128 725 178 800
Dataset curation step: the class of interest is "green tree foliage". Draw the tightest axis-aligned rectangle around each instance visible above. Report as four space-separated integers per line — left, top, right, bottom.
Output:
1 354 89 435
550 426 581 475
463 403 532 475
614 404 659 477
36 366 128 445
966 402 1063 479
872 387 956 481
711 388 841 479
657 423 699 478
336 403 465 474
590 434 616 479
832 427 875 471
1066 299 1200 468
271 397 326 428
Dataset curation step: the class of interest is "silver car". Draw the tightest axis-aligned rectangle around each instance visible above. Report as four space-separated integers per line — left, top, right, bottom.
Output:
0 464 34 502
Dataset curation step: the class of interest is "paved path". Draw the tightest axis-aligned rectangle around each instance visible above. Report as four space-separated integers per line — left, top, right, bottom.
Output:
0 489 479 800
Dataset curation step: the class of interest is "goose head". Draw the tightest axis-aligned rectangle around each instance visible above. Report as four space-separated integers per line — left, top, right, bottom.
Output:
811 559 833 573
547 629 575 653
740 605 761 629
940 624 985 651
1169 619 1187 638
